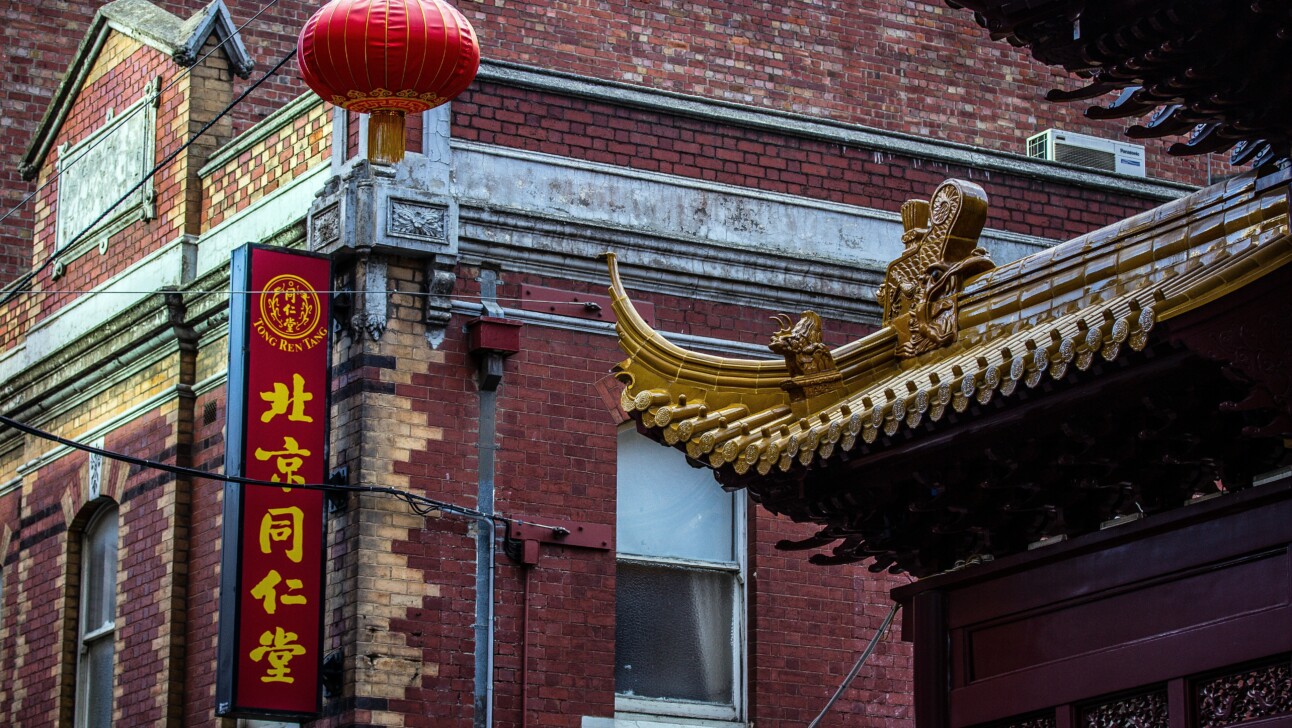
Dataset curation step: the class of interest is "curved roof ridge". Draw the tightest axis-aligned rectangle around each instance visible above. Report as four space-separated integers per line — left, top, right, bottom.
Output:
608 171 1290 488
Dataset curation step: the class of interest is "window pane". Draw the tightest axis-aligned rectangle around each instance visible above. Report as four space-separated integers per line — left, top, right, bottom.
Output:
83 510 118 632
615 561 734 704
616 427 735 562
84 635 114 727
78 506 117 728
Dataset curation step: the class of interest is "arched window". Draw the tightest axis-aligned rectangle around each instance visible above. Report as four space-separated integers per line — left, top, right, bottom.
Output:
75 504 118 728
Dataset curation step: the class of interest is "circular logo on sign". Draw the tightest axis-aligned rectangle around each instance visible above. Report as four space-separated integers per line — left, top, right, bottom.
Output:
259 274 322 341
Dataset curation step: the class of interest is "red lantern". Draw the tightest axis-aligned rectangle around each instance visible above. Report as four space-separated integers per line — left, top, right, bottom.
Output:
298 0 480 163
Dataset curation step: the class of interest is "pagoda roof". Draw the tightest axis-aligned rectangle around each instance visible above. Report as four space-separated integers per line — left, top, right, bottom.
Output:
607 168 1292 575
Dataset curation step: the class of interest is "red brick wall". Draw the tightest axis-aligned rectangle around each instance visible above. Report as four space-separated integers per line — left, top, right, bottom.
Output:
380 323 484 726
751 516 913 725
15 455 83 726
0 488 19 720
330 265 907 727
4 403 186 725
491 324 619 727
104 410 181 726
184 384 227 727
467 0 1211 182
0 0 60 285
453 82 1163 242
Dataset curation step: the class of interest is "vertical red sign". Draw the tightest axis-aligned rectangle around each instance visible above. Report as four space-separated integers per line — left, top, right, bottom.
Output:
218 245 331 719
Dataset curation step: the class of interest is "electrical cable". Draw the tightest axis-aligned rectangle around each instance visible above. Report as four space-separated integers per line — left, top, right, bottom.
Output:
0 0 288 229
0 288 610 309
806 601 902 728
0 48 296 308
0 411 565 533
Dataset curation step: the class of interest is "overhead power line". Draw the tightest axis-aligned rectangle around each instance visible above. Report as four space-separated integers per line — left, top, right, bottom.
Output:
807 602 902 728
0 288 611 310
0 412 566 532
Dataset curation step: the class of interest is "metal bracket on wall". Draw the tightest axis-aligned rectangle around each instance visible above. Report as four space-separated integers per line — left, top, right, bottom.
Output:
504 520 613 565
466 316 523 392
327 466 350 512
521 284 655 326
321 649 344 698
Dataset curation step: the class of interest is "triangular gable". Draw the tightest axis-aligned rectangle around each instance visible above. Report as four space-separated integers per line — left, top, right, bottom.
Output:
174 0 254 75
19 0 253 181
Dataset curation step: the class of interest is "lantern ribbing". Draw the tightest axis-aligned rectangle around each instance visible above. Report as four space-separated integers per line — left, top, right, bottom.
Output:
297 0 480 163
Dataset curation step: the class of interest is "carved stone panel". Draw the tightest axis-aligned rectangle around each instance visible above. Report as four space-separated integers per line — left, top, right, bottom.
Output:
308 159 459 258
1080 689 1168 728
1196 659 1292 727
306 159 461 343
312 203 340 248
387 199 446 243
87 444 103 501
56 79 158 253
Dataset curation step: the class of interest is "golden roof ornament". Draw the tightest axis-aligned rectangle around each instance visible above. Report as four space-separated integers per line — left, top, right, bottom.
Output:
876 179 994 358
769 312 842 401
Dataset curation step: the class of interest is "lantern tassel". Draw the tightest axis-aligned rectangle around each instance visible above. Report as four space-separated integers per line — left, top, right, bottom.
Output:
368 110 407 164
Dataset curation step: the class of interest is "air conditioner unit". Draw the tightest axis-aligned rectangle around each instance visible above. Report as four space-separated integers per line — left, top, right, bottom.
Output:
1026 129 1146 177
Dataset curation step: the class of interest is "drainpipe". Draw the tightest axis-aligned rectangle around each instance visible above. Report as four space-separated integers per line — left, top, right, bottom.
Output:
467 269 522 728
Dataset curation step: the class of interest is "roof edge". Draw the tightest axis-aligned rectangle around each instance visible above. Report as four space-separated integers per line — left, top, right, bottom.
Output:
174 0 254 79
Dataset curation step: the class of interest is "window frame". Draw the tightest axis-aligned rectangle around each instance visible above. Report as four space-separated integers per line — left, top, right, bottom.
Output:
614 427 748 724
74 503 118 728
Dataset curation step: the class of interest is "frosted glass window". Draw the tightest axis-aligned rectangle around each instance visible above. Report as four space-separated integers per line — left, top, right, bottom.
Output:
615 424 743 719
616 427 735 563
615 561 735 703
76 505 117 728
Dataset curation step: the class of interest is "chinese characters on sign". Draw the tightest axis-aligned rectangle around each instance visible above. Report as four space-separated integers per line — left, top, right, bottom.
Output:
218 246 331 719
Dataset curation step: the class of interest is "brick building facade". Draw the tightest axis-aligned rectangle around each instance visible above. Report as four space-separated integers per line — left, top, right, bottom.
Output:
0 0 1210 726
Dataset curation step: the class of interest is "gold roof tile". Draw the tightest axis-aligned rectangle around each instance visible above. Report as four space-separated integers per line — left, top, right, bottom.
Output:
605 172 1291 484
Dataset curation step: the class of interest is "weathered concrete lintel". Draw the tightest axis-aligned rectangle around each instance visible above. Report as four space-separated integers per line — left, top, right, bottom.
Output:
458 209 887 324
452 143 1053 323
453 141 1055 261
